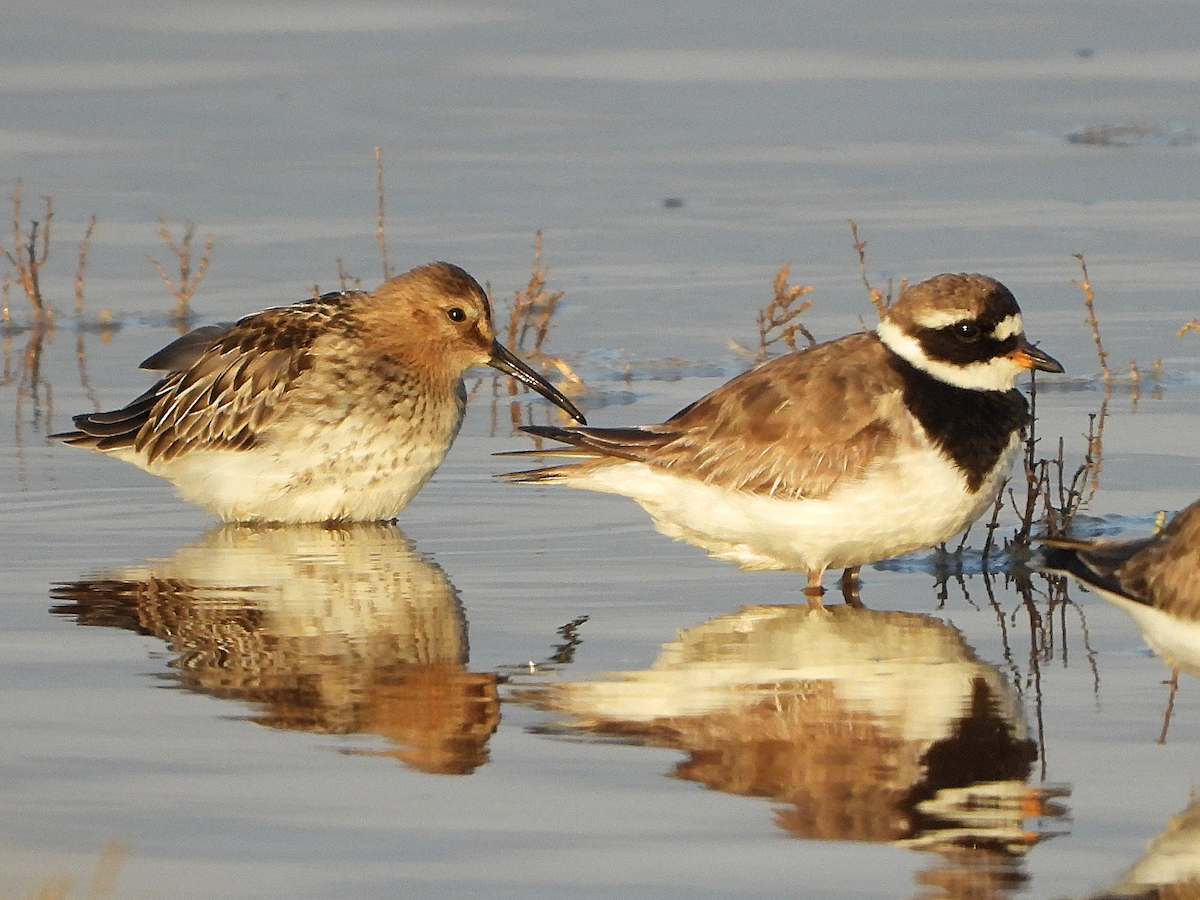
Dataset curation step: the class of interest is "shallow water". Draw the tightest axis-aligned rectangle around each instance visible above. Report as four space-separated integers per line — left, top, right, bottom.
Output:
4 2 1200 898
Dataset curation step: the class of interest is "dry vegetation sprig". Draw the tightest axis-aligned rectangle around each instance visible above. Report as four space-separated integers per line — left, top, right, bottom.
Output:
148 213 213 319
1008 255 1108 546
1 180 54 318
335 258 361 293
848 220 905 312
375 146 392 282
73 215 97 315
1 194 97 324
482 231 584 428
25 837 127 900
1008 390 1104 547
756 263 815 359
506 230 564 356
1074 253 1109 382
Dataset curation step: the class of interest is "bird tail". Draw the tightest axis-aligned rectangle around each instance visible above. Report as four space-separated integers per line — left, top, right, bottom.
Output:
496 423 666 483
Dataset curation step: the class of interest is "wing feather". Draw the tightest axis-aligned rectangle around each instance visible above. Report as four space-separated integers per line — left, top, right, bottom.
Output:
514 333 911 500
58 306 330 461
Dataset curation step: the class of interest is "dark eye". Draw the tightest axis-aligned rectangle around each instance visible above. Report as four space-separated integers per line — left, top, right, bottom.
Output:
446 307 466 323
952 322 981 343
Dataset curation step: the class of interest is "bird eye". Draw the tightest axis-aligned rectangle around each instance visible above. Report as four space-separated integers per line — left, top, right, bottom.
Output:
446 307 466 323
953 322 981 343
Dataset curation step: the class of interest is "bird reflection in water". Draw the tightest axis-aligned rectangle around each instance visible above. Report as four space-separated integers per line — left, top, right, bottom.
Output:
515 604 1069 900
1081 793 1200 899
50 524 498 775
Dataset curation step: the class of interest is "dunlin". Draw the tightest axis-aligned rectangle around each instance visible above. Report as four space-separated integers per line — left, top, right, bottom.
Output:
58 262 585 522
503 273 1062 600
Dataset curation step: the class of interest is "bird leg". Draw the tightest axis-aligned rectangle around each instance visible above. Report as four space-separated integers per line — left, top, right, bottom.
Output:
804 570 826 609
840 566 864 608
1157 667 1181 745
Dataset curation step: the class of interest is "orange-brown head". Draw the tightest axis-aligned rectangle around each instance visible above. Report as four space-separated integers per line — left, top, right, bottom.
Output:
355 262 585 423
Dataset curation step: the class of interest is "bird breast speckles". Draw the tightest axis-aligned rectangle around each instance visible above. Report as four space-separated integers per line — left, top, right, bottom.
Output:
281 346 465 447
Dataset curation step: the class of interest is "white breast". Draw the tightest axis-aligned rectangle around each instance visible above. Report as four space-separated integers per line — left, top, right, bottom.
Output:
121 382 466 523
562 434 1021 573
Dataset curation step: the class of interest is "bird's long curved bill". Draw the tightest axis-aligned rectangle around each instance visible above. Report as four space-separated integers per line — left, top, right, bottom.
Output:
1009 340 1064 374
488 341 587 424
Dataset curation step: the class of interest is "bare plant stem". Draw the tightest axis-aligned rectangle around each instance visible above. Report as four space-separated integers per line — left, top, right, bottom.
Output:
0 180 53 317
1074 253 1109 381
376 146 391 281
848 219 887 312
506 231 563 354
74 215 97 314
336 258 360 292
756 263 815 358
148 213 213 316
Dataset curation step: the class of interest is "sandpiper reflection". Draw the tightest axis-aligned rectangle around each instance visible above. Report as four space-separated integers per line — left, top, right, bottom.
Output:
50 524 499 774
517 604 1068 900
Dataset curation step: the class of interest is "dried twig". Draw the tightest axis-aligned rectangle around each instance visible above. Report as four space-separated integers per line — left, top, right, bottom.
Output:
756 263 814 358
1010 258 1109 543
0 180 53 316
1074 253 1109 381
148 214 213 317
375 146 392 281
335 258 360 293
506 231 564 355
848 219 902 312
74 215 97 315
491 232 584 421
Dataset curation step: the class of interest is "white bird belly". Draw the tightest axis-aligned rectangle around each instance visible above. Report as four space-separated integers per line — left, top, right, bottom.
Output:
120 399 463 523
563 438 1019 573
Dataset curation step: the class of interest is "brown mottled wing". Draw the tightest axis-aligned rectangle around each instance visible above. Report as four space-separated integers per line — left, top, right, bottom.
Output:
1041 500 1200 617
61 306 327 462
139 322 236 371
1118 501 1200 617
521 333 908 499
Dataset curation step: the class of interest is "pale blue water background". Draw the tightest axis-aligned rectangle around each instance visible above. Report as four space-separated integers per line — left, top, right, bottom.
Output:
4 2 1200 897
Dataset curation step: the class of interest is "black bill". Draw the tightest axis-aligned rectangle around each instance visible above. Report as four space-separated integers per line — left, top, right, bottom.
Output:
1009 339 1065 374
488 341 587 424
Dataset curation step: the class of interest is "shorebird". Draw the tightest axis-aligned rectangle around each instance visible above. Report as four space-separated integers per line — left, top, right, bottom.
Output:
58 261 585 522
502 273 1062 601
1040 500 1200 739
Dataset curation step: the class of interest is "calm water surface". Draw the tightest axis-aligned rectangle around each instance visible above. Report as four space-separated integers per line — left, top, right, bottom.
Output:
4 2 1200 898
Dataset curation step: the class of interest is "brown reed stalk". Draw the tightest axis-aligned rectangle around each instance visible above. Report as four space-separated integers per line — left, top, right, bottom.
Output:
756 263 815 358
506 231 563 355
74 215 97 314
848 220 906 314
335 258 361 292
1073 253 1109 381
1011 255 1108 542
375 146 392 281
148 214 213 317
0 180 53 317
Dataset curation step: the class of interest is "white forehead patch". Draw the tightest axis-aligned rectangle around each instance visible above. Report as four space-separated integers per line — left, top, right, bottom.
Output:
911 309 1025 340
989 313 1024 342
912 308 973 330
